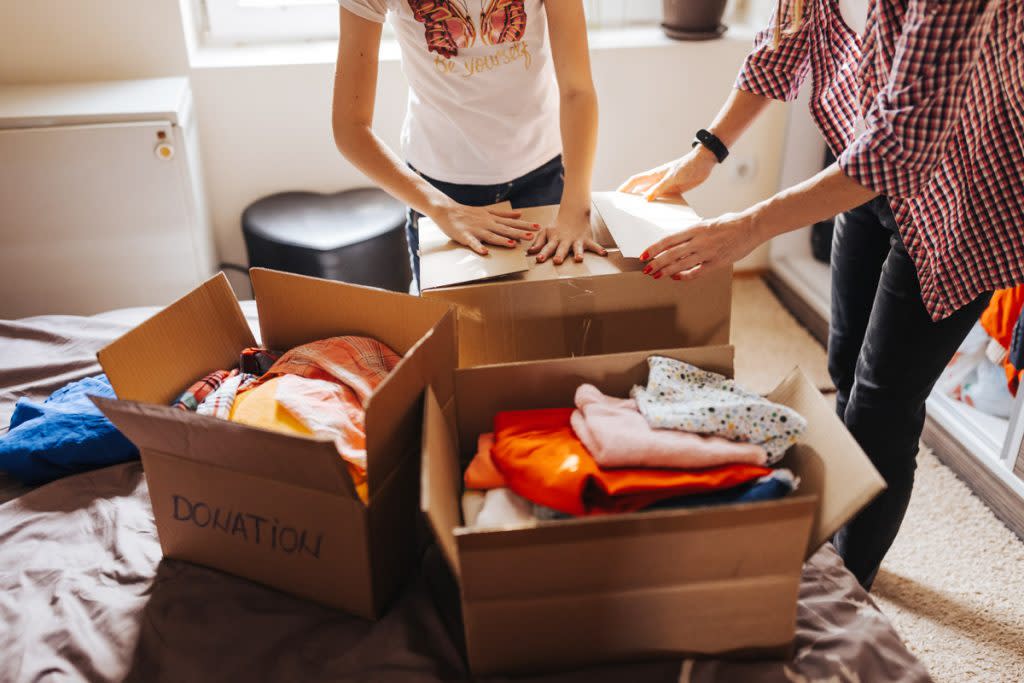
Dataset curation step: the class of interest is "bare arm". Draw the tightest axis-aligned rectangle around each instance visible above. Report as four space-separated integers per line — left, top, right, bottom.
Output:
331 8 537 255
619 88 772 199
529 0 605 264
643 164 877 280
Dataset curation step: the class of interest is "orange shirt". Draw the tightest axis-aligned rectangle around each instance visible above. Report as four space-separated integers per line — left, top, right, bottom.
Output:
980 286 1024 394
490 408 773 516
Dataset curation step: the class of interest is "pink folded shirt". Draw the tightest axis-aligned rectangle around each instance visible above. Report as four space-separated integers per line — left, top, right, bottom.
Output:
571 384 767 469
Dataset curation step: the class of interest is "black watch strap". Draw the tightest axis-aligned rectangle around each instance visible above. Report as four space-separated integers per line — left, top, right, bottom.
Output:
692 128 729 163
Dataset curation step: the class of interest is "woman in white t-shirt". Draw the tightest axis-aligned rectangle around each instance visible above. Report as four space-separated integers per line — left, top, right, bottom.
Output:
332 0 605 289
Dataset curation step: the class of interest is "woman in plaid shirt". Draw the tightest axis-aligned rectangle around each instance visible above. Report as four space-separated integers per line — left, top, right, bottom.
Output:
621 0 1023 589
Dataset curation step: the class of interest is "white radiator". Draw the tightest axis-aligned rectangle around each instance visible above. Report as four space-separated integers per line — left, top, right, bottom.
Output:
0 77 215 318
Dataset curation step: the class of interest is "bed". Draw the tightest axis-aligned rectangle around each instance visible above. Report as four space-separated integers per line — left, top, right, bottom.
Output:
0 305 932 682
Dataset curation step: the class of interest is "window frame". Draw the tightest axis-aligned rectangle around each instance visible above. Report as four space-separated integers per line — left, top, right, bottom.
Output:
198 0 663 46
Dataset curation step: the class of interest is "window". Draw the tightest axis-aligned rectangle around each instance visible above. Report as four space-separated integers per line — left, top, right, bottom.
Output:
200 0 663 46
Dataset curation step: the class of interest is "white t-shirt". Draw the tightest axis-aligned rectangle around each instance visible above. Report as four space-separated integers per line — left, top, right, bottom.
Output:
339 0 562 185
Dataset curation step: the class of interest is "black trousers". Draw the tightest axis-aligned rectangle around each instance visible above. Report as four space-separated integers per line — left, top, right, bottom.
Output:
829 196 991 589
404 155 565 292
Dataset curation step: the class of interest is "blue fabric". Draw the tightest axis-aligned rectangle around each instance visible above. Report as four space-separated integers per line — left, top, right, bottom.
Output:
0 375 138 485
1010 312 1024 376
647 471 796 511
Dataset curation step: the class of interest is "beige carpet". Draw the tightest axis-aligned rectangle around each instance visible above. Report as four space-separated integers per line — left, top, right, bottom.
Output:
733 275 1024 683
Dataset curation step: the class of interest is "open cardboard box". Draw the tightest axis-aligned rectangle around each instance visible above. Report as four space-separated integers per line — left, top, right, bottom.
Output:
420 202 732 368
93 268 457 619
421 345 886 675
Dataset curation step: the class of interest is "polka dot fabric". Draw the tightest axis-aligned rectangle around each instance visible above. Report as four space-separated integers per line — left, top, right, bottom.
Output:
631 357 807 464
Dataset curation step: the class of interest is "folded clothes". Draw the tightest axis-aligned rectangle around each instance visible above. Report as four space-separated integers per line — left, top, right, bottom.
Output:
464 432 507 490
195 372 258 420
491 408 773 516
571 384 768 470
0 375 138 484
172 369 233 411
647 469 799 511
631 357 807 464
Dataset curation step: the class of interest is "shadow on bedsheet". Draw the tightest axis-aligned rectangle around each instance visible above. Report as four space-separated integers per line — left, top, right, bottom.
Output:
121 551 681 683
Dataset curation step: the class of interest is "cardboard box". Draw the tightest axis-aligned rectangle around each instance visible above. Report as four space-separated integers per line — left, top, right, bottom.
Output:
421 345 886 675
94 268 457 618
420 204 732 367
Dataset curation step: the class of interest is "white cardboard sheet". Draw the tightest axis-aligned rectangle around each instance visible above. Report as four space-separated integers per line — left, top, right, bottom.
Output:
591 192 701 259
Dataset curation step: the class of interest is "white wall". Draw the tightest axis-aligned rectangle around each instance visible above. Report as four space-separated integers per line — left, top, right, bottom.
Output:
0 2 190 83
194 34 787 281
2 2 788 294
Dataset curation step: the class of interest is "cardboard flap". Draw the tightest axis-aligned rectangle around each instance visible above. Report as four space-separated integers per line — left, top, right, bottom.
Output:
591 192 701 259
421 387 461 577
363 308 458 498
98 273 256 405
419 201 530 291
454 495 816 602
453 346 735 462
94 397 359 500
249 268 450 354
766 368 887 555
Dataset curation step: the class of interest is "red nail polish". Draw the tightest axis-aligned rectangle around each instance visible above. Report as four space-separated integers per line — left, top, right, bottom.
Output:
533 223 540 228
640 250 650 260
642 266 652 275
508 240 515 246
653 272 663 280
526 233 534 239
671 274 682 281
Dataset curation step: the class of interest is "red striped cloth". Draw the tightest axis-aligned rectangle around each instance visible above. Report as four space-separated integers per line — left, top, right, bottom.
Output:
737 0 1024 320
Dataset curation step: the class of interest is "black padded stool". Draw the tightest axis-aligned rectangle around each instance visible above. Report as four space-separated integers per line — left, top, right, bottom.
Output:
242 188 411 293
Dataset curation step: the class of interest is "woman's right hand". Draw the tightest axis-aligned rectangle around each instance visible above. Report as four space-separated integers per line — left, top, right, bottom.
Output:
433 203 540 256
618 145 718 201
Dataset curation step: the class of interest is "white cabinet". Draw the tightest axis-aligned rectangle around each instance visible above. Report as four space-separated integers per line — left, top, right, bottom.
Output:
0 77 214 318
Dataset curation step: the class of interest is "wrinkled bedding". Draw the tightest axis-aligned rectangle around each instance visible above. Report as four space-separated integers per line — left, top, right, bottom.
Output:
0 306 932 683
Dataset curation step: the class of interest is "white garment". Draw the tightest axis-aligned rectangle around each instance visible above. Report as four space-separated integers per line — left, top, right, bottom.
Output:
339 0 561 184
469 488 537 529
838 0 868 36
631 357 808 465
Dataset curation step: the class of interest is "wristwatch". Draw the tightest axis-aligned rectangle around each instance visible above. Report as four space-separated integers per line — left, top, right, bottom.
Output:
692 129 729 163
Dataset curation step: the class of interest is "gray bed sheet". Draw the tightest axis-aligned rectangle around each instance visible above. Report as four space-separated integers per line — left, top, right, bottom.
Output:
0 306 932 682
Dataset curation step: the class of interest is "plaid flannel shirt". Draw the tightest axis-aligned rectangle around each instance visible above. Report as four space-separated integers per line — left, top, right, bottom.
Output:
737 0 1024 320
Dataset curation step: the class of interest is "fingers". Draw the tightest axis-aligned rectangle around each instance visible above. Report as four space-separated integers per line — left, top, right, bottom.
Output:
479 231 521 248
488 223 536 241
643 242 692 277
527 229 548 255
552 239 572 265
653 249 704 278
644 174 678 202
487 209 524 219
642 226 700 263
572 240 584 263
673 262 713 281
618 172 658 195
537 239 559 263
464 234 489 256
583 238 608 256
493 216 542 235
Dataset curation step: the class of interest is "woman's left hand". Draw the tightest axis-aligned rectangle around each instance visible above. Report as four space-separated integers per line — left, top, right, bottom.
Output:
641 209 766 280
528 211 608 264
